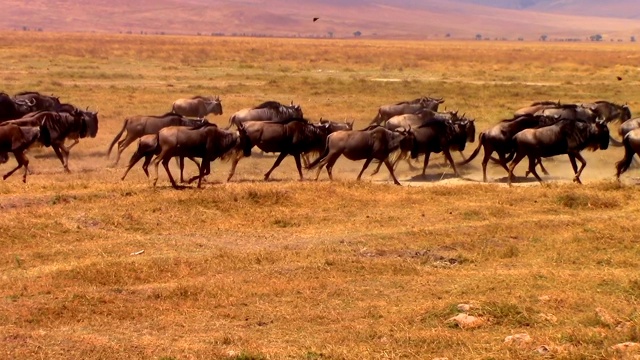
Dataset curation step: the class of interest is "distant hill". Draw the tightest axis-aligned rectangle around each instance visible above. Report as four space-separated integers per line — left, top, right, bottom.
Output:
2 0 639 40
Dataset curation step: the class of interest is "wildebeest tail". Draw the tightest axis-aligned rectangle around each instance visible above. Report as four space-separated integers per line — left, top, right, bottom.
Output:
457 132 484 165
226 114 236 130
615 134 635 178
306 140 330 170
107 118 128 157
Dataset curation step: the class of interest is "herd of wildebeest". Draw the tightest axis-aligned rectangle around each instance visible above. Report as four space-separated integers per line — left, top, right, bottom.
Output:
1 90 640 188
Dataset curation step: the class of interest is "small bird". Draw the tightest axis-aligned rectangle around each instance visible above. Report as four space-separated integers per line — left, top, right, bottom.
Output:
617 76 623 81
313 17 319 22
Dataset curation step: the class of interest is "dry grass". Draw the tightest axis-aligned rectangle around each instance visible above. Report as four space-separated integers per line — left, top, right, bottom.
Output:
1 32 640 359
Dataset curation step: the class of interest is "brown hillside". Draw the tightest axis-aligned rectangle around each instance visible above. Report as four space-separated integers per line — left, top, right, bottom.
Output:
3 0 640 39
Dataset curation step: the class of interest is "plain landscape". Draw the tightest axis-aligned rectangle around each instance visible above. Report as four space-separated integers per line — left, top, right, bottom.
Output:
1 31 640 359
2 0 640 39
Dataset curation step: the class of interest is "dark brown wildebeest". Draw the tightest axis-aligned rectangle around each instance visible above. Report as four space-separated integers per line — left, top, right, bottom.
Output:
408 117 475 178
535 104 600 123
369 110 464 174
226 118 331 182
507 119 610 186
107 112 203 166
13 91 61 112
615 128 640 180
0 93 35 122
513 100 561 117
578 101 631 124
458 114 560 182
171 95 223 119
0 123 50 182
6 109 95 172
612 117 640 149
369 96 444 126
306 126 414 186
227 101 303 129
150 122 252 188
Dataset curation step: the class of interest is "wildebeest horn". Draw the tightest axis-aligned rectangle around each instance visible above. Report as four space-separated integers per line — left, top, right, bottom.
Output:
27 98 36 106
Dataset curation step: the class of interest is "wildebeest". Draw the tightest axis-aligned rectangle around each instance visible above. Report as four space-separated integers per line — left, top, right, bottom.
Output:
306 126 414 186
107 112 204 166
458 114 560 182
615 128 640 180
513 100 561 117
150 122 252 188
0 123 50 182
579 100 631 124
227 101 303 129
408 118 475 178
535 104 600 123
507 119 610 186
0 93 35 122
5 109 96 172
369 110 465 175
13 91 61 112
171 95 223 119
226 119 331 182
369 96 444 126
301 118 354 167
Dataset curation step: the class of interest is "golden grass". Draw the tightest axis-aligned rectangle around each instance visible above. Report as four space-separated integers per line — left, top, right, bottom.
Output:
1 32 640 359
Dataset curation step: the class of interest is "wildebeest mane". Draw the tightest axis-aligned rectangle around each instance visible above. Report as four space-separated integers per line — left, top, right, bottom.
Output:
254 101 284 110
14 91 45 96
394 97 423 106
190 95 212 100
188 120 217 130
151 112 182 118
530 100 561 106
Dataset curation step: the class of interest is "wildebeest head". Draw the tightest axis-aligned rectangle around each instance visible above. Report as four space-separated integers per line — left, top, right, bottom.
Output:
451 120 471 152
83 108 99 138
622 104 632 122
207 96 223 116
289 101 303 118
13 98 36 114
462 117 476 143
593 119 610 151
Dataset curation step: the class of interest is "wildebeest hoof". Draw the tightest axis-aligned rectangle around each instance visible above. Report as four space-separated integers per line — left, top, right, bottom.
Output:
573 177 582 184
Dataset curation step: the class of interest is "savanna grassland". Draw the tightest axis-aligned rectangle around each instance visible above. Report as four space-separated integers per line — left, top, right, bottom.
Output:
2 31 640 359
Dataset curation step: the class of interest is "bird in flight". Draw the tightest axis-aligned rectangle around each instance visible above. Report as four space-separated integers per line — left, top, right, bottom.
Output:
313 17 319 22
617 76 623 81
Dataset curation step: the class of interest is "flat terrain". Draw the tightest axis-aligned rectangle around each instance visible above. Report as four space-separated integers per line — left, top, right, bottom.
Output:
1 32 640 359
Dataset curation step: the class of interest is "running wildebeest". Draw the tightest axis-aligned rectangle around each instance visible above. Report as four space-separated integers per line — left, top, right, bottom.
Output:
370 110 466 175
13 91 61 112
507 119 610 186
0 93 36 122
107 112 204 166
226 119 332 182
306 126 414 186
227 101 303 129
151 121 252 188
615 128 640 180
408 117 475 178
120 134 201 181
0 123 50 182
578 101 631 124
369 96 444 126
458 114 560 182
171 95 223 119
6 109 97 172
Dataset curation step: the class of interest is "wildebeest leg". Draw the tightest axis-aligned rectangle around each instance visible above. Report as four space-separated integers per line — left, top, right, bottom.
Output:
3 151 28 182
537 158 550 175
370 160 384 176
114 135 138 166
480 146 493 183
443 149 460 177
507 151 527 187
66 138 80 150
384 158 402 186
58 143 72 172
324 153 342 181
121 149 148 181
50 145 70 173
527 155 544 183
496 152 510 176
177 157 184 183
227 154 241 182
301 153 310 168
162 157 179 189
422 153 431 176
187 158 208 184
293 154 304 181
264 152 289 181
571 152 587 184
568 155 579 176
357 158 374 181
